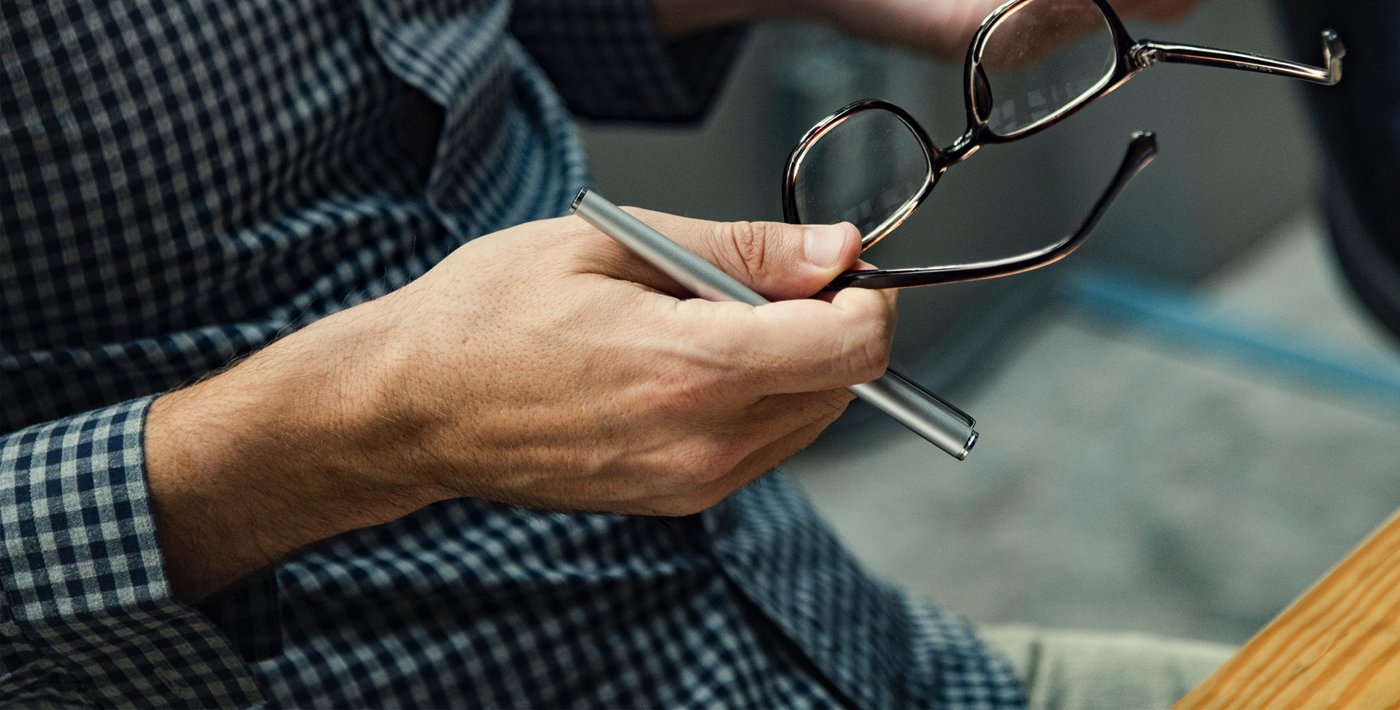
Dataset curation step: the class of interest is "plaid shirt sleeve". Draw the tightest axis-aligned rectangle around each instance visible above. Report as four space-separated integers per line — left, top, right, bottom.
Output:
510 0 746 121
0 396 269 706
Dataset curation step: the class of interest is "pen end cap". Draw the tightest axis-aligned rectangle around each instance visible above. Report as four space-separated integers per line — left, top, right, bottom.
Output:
958 430 979 461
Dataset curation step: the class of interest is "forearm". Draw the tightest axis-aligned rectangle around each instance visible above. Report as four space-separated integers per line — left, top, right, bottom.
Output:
145 300 439 602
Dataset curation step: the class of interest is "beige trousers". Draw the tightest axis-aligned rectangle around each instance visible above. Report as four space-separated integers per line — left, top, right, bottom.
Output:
980 625 1237 710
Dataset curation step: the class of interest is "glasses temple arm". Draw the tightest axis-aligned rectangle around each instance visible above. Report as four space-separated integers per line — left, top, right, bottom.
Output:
1133 30 1344 85
826 132 1159 291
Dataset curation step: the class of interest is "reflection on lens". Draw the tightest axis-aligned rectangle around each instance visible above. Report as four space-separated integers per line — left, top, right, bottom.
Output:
982 0 1116 137
792 109 932 244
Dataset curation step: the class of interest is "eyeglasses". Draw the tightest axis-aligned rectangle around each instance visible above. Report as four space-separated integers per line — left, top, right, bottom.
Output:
782 0 1345 291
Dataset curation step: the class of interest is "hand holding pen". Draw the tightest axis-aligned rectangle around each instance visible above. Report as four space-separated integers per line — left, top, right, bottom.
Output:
274 201 936 518
573 189 978 460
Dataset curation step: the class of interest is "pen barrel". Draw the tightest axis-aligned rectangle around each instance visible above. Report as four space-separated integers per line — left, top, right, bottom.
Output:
850 372 977 460
572 189 760 305
572 188 979 461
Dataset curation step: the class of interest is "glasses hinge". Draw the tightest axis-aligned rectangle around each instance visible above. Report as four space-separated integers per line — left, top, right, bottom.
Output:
1131 44 1163 70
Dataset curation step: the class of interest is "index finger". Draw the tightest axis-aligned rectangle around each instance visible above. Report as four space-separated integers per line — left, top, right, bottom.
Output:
658 285 898 396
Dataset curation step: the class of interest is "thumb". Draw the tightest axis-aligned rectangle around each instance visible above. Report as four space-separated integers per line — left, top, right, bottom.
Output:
621 208 864 301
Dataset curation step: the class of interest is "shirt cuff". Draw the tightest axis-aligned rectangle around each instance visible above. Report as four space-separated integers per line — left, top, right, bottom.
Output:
511 0 746 122
0 396 270 705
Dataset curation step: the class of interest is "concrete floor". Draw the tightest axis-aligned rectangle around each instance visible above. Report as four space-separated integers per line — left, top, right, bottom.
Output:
785 212 1400 645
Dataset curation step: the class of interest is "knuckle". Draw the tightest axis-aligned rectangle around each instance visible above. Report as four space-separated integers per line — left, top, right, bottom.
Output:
713 220 769 281
789 390 854 429
870 306 897 348
815 389 857 419
845 323 892 382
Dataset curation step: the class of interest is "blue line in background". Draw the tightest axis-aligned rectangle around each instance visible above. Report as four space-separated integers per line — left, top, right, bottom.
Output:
1060 269 1400 419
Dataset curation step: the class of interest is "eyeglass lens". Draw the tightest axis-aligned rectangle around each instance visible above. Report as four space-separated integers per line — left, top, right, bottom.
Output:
791 109 932 243
982 0 1117 137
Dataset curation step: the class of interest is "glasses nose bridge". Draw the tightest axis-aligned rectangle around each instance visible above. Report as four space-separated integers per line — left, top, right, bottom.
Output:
940 130 985 169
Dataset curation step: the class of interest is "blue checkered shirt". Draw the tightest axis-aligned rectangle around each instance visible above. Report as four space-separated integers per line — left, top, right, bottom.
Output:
0 0 1025 706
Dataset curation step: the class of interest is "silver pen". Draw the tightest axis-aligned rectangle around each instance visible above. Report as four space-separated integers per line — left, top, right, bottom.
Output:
571 188 979 460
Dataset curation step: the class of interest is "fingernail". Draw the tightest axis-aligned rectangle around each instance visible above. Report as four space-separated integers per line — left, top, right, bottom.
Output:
804 224 849 269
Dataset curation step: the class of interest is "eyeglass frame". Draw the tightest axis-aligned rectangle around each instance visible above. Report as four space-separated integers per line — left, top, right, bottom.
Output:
781 0 1345 291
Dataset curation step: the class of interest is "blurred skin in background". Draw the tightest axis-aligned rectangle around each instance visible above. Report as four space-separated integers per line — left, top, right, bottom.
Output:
652 0 1201 55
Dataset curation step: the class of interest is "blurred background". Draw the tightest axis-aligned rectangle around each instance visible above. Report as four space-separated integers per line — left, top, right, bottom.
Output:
579 0 1400 646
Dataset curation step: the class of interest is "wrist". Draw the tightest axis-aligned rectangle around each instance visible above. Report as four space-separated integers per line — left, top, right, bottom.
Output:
146 300 440 600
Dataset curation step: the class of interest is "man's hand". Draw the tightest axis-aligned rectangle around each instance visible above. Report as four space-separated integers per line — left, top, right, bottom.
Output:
654 0 1206 60
358 211 890 516
146 210 890 601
